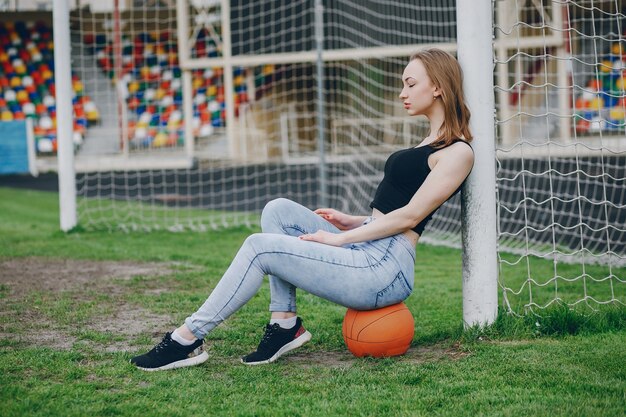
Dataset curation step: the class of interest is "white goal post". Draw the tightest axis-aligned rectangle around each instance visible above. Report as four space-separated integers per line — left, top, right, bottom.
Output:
457 0 498 327
42 0 624 318
54 0 77 231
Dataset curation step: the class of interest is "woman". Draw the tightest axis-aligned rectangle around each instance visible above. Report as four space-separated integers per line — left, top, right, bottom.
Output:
131 48 474 371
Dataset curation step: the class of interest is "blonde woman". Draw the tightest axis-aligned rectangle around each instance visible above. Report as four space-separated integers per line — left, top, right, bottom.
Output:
131 48 474 370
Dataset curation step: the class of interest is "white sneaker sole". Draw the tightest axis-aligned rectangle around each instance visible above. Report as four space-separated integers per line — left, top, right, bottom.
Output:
241 330 312 366
135 350 209 372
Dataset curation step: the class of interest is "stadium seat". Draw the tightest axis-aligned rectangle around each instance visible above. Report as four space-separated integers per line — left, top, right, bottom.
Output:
0 21 100 154
574 40 626 134
88 28 250 148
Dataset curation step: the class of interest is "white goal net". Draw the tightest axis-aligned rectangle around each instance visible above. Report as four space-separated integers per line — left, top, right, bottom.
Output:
495 0 625 314
72 1 460 234
4 0 623 315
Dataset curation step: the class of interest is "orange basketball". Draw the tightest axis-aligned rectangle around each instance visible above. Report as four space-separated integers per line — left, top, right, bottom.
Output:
342 302 414 358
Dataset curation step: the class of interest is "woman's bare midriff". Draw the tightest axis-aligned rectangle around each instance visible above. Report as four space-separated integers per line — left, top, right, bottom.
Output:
370 208 419 247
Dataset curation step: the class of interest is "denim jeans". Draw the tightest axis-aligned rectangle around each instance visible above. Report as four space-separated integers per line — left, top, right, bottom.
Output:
185 198 416 339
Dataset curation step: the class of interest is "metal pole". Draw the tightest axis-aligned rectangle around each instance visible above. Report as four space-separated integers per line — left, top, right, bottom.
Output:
176 0 195 161
555 0 572 143
221 0 236 159
26 118 38 177
495 0 514 145
457 0 498 327
113 0 125 154
54 0 77 231
314 0 327 207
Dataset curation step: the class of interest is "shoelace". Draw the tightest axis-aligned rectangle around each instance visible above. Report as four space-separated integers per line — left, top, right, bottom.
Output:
259 324 281 348
154 334 172 353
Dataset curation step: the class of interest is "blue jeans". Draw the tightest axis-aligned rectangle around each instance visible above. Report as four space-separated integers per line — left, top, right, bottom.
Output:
185 198 416 339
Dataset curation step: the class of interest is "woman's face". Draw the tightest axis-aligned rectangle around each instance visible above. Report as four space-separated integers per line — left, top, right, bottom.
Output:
399 59 439 117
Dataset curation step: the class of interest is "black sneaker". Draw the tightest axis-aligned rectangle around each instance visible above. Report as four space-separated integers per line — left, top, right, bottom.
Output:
241 317 312 365
130 332 209 371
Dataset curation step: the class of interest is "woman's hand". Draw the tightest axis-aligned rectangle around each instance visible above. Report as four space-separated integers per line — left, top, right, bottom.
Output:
314 208 361 230
299 230 345 247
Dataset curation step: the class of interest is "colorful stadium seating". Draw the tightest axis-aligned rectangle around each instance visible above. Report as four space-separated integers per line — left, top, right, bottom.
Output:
86 28 250 149
0 21 100 154
575 42 626 134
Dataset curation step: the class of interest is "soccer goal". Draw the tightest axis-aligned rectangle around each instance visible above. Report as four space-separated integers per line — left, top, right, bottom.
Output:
494 0 626 314
34 0 624 319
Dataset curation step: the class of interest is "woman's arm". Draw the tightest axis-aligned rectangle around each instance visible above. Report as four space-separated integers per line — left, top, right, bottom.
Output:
300 143 474 246
314 208 368 231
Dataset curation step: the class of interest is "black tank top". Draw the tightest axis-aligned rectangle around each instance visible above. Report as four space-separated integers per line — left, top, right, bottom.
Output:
369 140 472 235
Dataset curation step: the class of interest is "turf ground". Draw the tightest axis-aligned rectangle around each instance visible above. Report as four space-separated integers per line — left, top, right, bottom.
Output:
0 187 624 416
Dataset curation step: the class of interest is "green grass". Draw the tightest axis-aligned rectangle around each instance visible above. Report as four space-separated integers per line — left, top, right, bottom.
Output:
0 187 625 417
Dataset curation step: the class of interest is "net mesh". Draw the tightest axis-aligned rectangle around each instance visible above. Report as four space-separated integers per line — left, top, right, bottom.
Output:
4 0 622 315
494 0 625 314
74 1 459 233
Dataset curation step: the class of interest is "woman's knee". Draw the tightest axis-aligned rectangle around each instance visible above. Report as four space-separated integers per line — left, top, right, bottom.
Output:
261 198 296 232
241 233 280 272
243 232 273 255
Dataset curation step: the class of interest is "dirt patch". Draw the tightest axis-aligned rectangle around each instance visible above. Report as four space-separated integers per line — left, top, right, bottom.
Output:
283 343 468 368
0 258 177 298
93 306 175 352
0 257 184 352
401 342 469 362
0 258 471 363
283 350 356 368
0 330 77 350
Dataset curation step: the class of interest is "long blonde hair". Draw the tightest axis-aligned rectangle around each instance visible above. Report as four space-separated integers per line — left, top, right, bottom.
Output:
410 49 473 147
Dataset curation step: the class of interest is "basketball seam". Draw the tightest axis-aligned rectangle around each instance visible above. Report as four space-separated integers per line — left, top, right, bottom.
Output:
345 334 413 344
350 310 358 338
355 308 407 340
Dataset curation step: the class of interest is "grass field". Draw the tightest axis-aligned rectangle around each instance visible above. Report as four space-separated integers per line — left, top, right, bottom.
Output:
1 187 625 417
